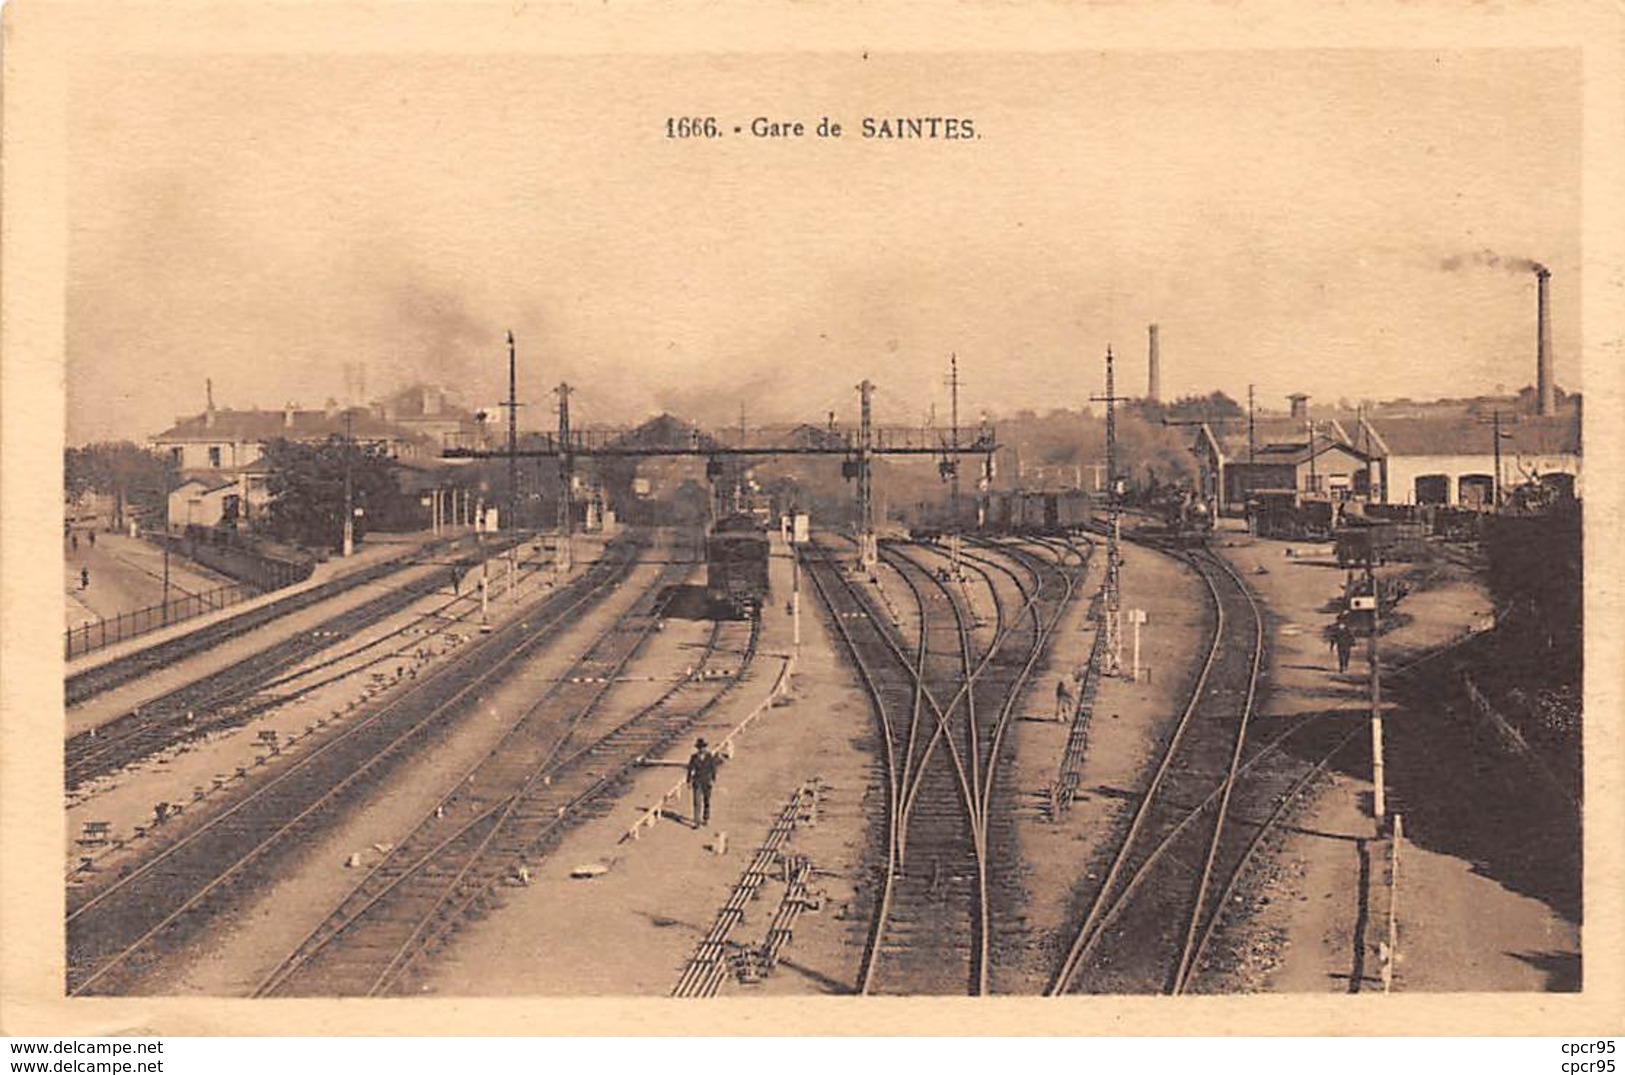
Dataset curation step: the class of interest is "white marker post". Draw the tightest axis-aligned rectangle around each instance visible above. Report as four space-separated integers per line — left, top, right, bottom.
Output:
1350 587 1384 824
1127 608 1148 682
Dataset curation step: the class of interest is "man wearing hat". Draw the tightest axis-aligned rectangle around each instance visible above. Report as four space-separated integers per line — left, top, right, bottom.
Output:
685 737 722 828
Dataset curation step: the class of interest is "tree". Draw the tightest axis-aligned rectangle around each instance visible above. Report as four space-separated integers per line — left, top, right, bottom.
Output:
262 436 401 551
64 442 178 529
1164 391 1243 423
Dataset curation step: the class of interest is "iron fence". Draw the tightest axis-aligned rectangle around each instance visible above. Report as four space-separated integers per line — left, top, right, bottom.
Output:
66 581 260 660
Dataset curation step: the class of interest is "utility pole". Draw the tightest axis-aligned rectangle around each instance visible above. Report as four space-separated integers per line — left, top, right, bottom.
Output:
478 494 491 632
500 330 521 532
948 353 962 577
1479 408 1510 510
737 402 748 513
1492 409 1502 509
1365 558 1386 826
1247 384 1256 464
556 382 574 574
160 469 173 625
1306 417 1318 496
857 379 877 570
342 410 355 558
1089 346 1128 674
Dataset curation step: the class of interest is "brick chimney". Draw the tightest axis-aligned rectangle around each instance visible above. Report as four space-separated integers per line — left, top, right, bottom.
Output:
1288 393 1310 420
1536 267 1554 416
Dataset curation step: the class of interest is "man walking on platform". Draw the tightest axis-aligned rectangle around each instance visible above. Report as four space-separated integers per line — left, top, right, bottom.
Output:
1330 619 1355 674
686 737 721 828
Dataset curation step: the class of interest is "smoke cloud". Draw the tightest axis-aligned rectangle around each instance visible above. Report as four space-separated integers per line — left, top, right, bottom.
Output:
1440 248 1548 274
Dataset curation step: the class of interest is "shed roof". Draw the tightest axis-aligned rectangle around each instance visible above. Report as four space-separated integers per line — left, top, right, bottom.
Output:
1232 434 1372 467
174 475 237 494
1362 412 1579 457
1211 416 1352 460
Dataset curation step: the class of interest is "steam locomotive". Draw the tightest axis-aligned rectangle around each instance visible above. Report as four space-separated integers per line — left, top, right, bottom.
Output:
705 514 771 617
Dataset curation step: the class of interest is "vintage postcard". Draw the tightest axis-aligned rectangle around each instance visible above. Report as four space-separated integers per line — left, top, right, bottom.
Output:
2 0 1621 1038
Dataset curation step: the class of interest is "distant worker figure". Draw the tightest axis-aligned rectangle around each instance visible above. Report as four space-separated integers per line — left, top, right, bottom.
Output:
1054 678 1074 722
70 533 79 551
686 737 722 828
88 530 96 548
1330 620 1354 674
79 567 90 590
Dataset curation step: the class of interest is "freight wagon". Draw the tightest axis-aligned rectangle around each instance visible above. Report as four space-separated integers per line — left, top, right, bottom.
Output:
705 514 771 617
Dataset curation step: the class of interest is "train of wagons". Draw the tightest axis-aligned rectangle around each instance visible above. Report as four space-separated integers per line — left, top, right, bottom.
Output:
908 488 1094 538
705 513 772 617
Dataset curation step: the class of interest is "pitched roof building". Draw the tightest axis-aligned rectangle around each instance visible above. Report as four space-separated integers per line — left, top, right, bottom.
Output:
149 385 483 529
1192 399 1581 511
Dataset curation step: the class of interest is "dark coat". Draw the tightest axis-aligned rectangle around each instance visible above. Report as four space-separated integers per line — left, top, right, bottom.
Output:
687 749 721 789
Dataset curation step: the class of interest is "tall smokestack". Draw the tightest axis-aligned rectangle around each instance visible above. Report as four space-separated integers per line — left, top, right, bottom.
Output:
1536 266 1554 416
1147 323 1161 403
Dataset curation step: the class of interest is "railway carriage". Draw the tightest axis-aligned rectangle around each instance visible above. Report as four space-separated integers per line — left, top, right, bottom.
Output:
705 514 771 617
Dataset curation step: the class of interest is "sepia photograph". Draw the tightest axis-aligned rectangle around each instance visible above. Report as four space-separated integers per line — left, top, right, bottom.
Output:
3 0 1622 1039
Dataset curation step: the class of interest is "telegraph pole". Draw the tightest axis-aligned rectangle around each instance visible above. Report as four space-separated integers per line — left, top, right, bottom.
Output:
1089 346 1128 674
1306 417 1318 494
342 410 355 558
556 382 574 574
500 331 522 531
1368 560 1386 825
948 353 963 576
1468 409 1514 511
857 379 877 570
1492 409 1502 508
1247 384 1256 464
160 470 173 625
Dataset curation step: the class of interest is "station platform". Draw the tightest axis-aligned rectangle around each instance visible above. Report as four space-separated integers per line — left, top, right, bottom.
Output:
65 529 462 683
64 529 513 742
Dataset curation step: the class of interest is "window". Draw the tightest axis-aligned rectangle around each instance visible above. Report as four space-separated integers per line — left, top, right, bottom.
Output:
169 447 183 467
208 445 222 467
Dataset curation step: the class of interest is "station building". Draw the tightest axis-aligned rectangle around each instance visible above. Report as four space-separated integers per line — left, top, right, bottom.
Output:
149 383 483 531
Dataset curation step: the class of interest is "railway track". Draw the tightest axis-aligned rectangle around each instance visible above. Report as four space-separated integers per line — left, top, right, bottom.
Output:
806 534 1088 995
64 534 479 706
64 537 653 996
65 535 536 791
255 567 761 997
1041 541 1374 995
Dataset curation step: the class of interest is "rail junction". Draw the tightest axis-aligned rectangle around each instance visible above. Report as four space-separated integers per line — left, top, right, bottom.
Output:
59 347 1557 999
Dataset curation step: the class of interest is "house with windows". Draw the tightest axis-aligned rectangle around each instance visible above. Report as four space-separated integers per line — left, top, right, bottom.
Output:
1210 431 1375 511
149 385 477 530
167 476 241 530
1190 394 1367 514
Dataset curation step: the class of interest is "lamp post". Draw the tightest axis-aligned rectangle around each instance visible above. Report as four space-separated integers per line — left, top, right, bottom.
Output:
160 473 173 626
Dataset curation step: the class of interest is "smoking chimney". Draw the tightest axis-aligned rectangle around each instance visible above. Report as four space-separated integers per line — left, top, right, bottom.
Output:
1288 393 1310 420
1147 324 1161 403
1536 266 1554 416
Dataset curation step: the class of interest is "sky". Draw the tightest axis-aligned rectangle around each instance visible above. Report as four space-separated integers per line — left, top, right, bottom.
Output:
65 49 1582 444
